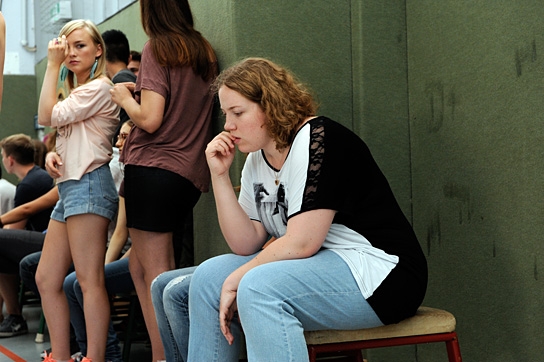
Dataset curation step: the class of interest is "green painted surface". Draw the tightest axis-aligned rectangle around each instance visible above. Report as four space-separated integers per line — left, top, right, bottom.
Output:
0 75 38 184
407 2 544 361
188 0 414 268
21 1 544 360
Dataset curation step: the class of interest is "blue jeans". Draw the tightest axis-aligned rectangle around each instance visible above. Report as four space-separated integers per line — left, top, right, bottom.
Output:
151 250 383 362
151 266 197 362
64 257 134 362
19 251 43 296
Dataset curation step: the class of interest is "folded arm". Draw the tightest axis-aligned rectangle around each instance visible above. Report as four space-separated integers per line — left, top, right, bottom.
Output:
0 186 59 227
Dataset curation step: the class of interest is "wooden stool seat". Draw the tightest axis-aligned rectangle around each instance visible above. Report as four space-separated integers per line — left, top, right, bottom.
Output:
305 306 462 362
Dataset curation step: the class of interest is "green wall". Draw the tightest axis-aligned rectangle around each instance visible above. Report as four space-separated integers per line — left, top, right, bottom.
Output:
24 1 544 361
407 1 544 361
0 75 38 184
189 0 415 267
192 1 544 361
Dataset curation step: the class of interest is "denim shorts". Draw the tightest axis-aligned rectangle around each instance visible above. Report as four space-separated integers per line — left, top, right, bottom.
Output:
51 164 119 223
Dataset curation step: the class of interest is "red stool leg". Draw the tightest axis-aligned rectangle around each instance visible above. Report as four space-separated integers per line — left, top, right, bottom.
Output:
445 332 462 362
307 346 318 362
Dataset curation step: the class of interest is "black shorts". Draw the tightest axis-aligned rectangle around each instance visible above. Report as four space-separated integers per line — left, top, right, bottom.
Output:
124 165 201 232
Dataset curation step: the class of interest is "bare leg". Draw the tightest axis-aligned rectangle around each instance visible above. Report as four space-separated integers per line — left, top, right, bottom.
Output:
68 214 110 362
36 220 73 361
128 228 175 362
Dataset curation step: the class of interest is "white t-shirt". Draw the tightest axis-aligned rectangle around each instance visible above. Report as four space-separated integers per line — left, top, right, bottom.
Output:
0 178 16 214
238 116 427 324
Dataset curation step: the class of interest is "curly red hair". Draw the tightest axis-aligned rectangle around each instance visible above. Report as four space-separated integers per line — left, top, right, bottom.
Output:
212 58 318 150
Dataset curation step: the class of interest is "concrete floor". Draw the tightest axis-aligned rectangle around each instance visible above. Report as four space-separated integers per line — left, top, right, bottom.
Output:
0 304 151 362
1 305 365 362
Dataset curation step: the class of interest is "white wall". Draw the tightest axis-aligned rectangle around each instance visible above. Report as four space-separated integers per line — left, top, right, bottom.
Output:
1 0 137 75
34 0 138 61
2 0 36 75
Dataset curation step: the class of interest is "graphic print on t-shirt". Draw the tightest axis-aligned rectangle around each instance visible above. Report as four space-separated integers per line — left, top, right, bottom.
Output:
253 181 287 237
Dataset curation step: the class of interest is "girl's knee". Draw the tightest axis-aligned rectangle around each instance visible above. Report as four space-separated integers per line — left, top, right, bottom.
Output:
237 265 287 310
191 257 223 287
163 274 192 312
35 266 51 294
151 270 173 295
192 254 248 286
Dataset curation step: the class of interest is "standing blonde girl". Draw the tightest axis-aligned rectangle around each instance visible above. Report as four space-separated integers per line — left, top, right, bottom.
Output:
36 20 120 362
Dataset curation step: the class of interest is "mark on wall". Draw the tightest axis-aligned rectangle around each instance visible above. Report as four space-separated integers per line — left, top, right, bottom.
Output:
534 254 538 281
443 182 472 223
424 81 456 133
515 38 537 77
493 239 497 257
426 211 441 255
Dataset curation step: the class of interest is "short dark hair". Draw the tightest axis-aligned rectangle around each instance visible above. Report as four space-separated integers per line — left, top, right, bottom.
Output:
102 29 130 65
130 50 141 62
0 134 35 165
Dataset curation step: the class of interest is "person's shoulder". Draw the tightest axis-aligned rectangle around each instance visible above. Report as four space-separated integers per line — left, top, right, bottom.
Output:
308 116 339 127
86 77 116 94
74 77 113 94
0 178 16 190
96 76 114 87
16 169 48 193
26 166 53 182
303 116 366 154
112 69 137 84
310 116 358 136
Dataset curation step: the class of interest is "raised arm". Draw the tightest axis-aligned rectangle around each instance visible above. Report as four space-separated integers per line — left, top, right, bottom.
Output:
205 131 269 255
38 35 68 126
110 85 165 134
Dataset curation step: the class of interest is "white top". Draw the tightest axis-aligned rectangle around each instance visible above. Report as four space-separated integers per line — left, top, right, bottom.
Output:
109 147 123 192
0 178 16 214
239 120 398 300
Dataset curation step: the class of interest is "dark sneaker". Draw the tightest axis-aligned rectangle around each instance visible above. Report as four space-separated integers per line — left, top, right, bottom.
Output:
0 314 28 337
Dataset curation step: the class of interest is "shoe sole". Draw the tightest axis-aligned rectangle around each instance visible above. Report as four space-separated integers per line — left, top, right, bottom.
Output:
0 330 29 337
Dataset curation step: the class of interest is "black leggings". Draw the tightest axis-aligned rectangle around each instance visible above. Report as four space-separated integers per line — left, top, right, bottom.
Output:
0 229 45 275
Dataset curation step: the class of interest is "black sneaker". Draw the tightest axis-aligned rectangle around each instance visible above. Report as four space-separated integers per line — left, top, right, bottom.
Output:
0 314 28 337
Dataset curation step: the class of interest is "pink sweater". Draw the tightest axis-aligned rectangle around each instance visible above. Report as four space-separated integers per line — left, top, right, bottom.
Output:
51 78 119 183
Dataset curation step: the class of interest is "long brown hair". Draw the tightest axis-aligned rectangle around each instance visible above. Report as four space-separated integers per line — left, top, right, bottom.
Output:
139 0 216 80
213 58 318 150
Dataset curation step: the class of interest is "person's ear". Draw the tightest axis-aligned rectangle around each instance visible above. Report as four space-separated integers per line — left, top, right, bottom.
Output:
6 155 14 167
95 44 103 58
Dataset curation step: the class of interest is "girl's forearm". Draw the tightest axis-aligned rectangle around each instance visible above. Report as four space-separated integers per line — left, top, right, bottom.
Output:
1 204 32 225
38 64 61 126
1 186 58 225
212 174 265 255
